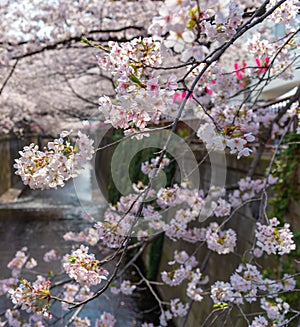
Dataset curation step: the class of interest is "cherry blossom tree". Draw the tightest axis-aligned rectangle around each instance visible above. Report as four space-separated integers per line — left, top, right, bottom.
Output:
1 0 300 326
0 0 155 135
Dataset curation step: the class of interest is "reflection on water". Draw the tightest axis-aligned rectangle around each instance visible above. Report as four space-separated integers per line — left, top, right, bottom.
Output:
0 170 156 326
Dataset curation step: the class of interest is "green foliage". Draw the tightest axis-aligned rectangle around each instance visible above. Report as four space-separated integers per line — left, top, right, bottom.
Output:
187 7 198 30
269 132 300 218
68 255 76 264
268 132 300 315
176 127 191 139
213 303 229 309
129 74 143 86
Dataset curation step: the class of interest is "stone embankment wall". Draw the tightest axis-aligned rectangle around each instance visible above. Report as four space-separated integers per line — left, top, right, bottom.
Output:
0 134 37 197
144 147 299 327
0 135 11 196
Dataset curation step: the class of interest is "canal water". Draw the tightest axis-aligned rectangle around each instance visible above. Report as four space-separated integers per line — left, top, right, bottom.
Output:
0 164 158 326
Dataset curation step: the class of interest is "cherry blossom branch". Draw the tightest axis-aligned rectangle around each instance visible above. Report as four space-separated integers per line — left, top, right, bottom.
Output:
65 305 84 327
6 25 147 60
191 95 220 130
181 0 288 116
98 231 162 266
133 263 168 313
202 0 283 67
2 2 300 325
201 307 232 327
68 182 163 308
0 59 18 96
69 241 129 309
115 241 148 278
180 298 194 327
230 5 298 124
88 26 146 35
237 304 250 325
248 28 300 108
282 311 300 326
64 77 99 106
95 123 173 152
253 117 295 224
150 61 195 71
71 5 299 317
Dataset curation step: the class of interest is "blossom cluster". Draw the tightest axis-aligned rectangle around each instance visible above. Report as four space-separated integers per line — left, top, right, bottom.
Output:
160 251 208 305
94 194 141 248
110 280 136 296
211 263 296 323
96 182 237 256
228 176 266 207
197 122 255 159
63 245 109 286
159 187 235 253
64 227 100 246
149 1 246 54
0 0 160 63
266 0 299 27
3 0 300 326
186 269 206 302
95 312 116 327
61 283 80 310
141 155 170 178
98 37 178 135
93 178 240 260
246 33 296 80
161 250 199 287
43 249 60 263
254 217 296 256
248 315 269 327
61 283 93 311
9 276 52 319
0 278 18 297
205 222 237 254
159 298 190 326
261 297 290 324
7 247 37 277
7 247 28 278
4 308 47 327
71 311 116 327
14 130 94 190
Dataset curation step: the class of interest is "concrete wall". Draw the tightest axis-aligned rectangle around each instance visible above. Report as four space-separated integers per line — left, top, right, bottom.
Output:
0 134 37 197
0 135 12 196
144 148 299 327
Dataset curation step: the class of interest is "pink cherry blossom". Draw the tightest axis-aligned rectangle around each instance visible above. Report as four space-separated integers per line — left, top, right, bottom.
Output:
9 276 52 319
63 245 109 286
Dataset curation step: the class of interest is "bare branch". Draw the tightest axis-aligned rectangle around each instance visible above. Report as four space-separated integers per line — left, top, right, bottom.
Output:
0 59 18 96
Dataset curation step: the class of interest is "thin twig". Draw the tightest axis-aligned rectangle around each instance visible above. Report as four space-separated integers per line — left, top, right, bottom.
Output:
95 124 173 152
0 59 18 96
64 305 84 327
133 263 168 312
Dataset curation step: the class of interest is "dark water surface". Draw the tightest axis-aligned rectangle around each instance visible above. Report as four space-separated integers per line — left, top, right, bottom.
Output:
0 167 154 326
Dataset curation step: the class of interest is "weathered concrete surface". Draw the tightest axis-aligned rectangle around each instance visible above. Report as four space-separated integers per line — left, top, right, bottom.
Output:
0 135 11 196
144 149 299 327
0 134 38 197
